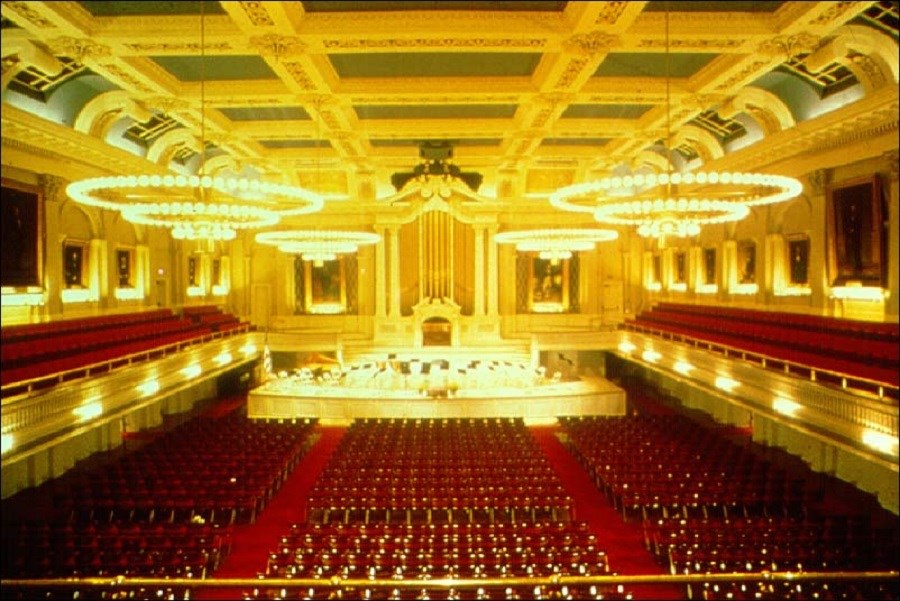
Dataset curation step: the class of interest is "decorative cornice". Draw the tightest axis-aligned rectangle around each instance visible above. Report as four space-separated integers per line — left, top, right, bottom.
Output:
238 1 275 27
280 61 317 90
122 42 232 53
756 33 820 60
636 38 745 51
249 34 306 58
321 37 546 50
47 36 111 61
2 1 55 28
593 2 629 26
563 32 620 56
554 57 590 89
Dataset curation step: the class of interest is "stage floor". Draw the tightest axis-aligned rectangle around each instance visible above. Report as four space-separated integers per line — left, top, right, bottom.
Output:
247 375 625 424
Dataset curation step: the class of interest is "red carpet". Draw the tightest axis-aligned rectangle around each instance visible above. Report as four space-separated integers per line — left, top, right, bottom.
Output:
197 426 345 600
531 426 684 600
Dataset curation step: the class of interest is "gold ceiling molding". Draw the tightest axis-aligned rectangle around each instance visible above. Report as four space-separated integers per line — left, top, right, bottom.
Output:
756 33 821 61
635 38 746 51
279 61 318 91
250 34 306 58
554 57 591 90
1 1 55 29
592 2 630 26
563 32 620 56
238 1 275 27
47 36 111 62
145 96 191 115
680 94 727 112
320 38 547 51
349 95 521 105
122 42 233 53
808 1 865 27
848 53 889 91
98 63 156 95
713 60 771 93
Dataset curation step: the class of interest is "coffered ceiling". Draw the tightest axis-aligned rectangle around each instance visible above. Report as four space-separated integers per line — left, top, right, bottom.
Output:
1 1 898 216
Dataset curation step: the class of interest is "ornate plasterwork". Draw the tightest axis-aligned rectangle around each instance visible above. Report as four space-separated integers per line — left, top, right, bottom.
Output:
321 38 546 50
847 53 888 90
2 1 54 28
757 33 821 60
38 173 66 202
280 61 317 90
99 63 154 94
47 37 111 62
593 2 629 26
714 60 771 93
238 1 275 27
635 38 745 51
145 96 191 115
122 42 232 53
554 57 590 89
808 1 861 26
563 32 620 56
250 34 306 58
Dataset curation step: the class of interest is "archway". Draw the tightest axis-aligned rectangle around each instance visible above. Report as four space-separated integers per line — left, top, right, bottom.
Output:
422 316 452 346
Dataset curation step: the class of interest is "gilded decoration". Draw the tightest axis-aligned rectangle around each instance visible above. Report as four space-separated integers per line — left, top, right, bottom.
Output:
1 1 54 28
123 42 233 53
593 2 629 26
47 37 111 62
756 34 821 60
563 32 620 56
280 62 317 90
554 57 590 89
238 1 275 27
321 38 546 50
250 34 306 58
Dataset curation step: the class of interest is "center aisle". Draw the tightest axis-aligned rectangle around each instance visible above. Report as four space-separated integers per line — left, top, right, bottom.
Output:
197 425 345 599
531 426 684 601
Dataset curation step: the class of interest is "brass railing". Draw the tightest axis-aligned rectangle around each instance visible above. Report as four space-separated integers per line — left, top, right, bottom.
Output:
2 571 897 592
622 322 899 401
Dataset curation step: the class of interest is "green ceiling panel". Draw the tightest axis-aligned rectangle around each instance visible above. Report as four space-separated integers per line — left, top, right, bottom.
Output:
150 55 277 81
594 53 717 78
356 104 517 120
561 104 654 119
641 1 784 12
330 52 541 78
79 1 226 16
303 1 567 11
219 106 310 121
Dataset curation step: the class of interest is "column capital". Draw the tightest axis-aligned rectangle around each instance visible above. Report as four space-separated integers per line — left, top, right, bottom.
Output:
884 149 899 182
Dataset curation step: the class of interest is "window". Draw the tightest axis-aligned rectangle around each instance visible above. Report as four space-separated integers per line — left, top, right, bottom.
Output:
652 255 661 285
116 249 133 287
212 258 221 287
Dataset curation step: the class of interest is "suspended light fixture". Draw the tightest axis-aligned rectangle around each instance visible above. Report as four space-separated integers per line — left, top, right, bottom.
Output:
255 230 381 262
549 4 801 239
494 228 618 258
65 2 323 241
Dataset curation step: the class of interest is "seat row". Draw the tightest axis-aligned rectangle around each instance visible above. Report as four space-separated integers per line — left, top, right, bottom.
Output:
0 308 173 343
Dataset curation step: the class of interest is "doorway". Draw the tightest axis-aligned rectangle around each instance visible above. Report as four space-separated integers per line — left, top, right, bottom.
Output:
421 317 451 346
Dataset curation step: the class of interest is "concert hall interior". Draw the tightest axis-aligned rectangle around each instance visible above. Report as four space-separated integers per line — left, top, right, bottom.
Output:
1 1 898 600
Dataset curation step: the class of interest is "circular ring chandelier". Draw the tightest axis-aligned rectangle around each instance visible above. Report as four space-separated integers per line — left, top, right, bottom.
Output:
549 171 802 239
67 175 325 241
494 228 618 259
255 230 381 261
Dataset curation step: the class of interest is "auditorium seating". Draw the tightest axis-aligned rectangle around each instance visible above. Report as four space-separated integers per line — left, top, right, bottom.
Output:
0 309 212 388
306 418 575 525
183 304 245 333
0 307 249 390
560 413 899 600
249 418 627 601
57 412 315 526
625 302 899 388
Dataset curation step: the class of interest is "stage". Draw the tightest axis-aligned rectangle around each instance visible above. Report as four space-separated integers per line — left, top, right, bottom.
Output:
247 357 625 424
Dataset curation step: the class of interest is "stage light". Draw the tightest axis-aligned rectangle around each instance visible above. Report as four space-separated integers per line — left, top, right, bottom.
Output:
673 360 694 375
73 400 103 422
181 364 202 379
714 376 739 392
773 397 801 417
136 379 160 396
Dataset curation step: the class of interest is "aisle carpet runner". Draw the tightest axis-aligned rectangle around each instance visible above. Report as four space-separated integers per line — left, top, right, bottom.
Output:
532 426 684 600
197 426 345 600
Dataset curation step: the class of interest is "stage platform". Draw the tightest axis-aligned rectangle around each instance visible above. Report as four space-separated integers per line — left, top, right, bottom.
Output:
247 375 625 424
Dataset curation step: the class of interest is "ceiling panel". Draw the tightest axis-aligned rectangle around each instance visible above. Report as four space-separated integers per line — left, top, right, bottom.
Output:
78 1 226 16
258 139 329 149
302 1 567 12
370 138 503 147
641 1 785 13
561 104 654 119
150 55 277 81
541 138 612 147
330 52 542 78
219 106 310 121
594 53 718 78
356 105 518 120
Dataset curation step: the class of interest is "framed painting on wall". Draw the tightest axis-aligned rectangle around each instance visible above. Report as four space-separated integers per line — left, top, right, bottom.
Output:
1 179 42 287
826 174 885 286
